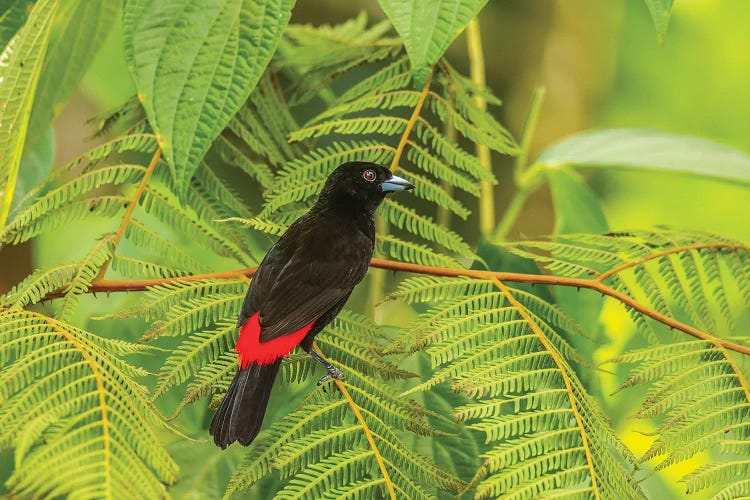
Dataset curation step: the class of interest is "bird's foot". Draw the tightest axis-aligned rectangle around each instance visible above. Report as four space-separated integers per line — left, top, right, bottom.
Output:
309 348 344 386
317 365 344 386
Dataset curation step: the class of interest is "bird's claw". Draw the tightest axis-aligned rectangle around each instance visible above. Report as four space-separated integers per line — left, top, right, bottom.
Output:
317 365 344 386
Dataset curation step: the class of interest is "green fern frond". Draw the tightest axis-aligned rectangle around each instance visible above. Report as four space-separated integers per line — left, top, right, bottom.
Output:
140 187 251 265
88 94 144 139
143 292 244 341
109 279 247 323
503 230 750 334
192 163 254 220
122 219 213 274
280 15 400 105
1 158 147 244
376 233 461 268
610 340 750 493
0 310 177 498
10 133 157 214
153 320 237 399
215 216 289 239
226 381 461 499
379 199 474 257
390 276 642 498
176 353 237 416
3 195 129 245
58 233 114 323
212 135 276 189
7 165 145 232
387 275 493 304
1 263 77 308
110 255 184 279
400 170 470 219
405 144 480 195
289 43 403 106
339 56 412 102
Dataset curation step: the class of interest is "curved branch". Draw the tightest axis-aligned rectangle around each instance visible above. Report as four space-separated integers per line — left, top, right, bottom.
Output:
596 242 749 282
38 257 750 356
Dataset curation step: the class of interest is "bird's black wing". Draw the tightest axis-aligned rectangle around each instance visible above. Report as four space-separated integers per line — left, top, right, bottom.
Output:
237 215 372 342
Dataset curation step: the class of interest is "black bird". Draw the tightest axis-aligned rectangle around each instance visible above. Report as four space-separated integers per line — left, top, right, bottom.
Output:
210 161 414 448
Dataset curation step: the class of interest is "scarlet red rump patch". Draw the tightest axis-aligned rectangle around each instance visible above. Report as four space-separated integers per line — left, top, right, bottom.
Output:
235 312 313 368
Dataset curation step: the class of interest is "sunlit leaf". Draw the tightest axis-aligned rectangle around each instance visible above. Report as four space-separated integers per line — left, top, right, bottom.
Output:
642 0 675 43
25 0 119 148
536 128 750 185
377 0 488 87
122 0 295 196
0 0 34 51
0 0 57 234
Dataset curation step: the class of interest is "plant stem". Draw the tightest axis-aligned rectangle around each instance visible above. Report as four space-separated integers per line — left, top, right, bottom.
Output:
389 73 432 172
514 87 546 184
437 116 457 228
95 146 161 280
466 18 494 236
494 87 547 241
493 184 532 241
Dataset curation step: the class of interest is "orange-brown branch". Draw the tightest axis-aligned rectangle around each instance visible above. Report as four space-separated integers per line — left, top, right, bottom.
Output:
389 73 433 171
40 257 750 356
596 242 749 282
95 147 162 280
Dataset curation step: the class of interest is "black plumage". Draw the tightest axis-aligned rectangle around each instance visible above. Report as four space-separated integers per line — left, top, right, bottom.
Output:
210 161 414 448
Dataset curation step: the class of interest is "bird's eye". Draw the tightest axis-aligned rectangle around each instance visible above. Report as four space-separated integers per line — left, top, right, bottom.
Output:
363 169 376 182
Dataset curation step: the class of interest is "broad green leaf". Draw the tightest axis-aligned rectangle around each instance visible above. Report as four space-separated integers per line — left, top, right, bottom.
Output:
535 128 750 185
0 1 34 51
0 0 57 234
25 0 119 149
546 168 608 235
122 0 295 197
377 0 487 87
643 0 675 43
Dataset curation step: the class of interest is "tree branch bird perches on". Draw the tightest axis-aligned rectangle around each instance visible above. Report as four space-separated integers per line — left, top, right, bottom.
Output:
209 162 414 448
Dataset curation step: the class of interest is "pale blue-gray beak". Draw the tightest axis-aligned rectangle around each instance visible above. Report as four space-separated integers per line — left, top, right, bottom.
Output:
380 175 415 192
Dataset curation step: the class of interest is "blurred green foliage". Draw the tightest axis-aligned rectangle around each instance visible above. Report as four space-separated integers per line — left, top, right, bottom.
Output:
2 1 749 499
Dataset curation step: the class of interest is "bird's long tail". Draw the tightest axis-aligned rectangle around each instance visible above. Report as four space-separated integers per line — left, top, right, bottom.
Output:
209 360 281 448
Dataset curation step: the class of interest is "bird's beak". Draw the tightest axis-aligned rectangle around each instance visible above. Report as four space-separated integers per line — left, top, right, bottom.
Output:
380 175 415 192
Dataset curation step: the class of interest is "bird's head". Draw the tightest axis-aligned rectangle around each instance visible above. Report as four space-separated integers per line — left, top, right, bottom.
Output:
316 162 414 213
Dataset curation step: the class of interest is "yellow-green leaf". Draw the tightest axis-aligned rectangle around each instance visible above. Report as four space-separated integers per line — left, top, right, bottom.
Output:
0 1 34 51
0 0 58 234
25 0 119 149
643 0 675 43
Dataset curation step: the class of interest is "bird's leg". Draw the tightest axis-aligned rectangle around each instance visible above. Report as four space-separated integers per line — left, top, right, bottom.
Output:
309 349 344 385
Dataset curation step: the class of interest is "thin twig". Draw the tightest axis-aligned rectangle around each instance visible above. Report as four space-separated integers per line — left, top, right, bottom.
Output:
95 147 162 280
388 73 432 171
